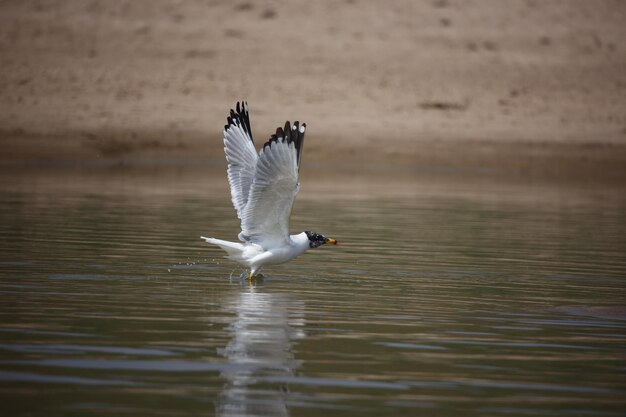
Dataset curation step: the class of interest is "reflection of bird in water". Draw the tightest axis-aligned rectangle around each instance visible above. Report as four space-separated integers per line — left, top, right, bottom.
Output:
201 102 337 281
216 288 305 417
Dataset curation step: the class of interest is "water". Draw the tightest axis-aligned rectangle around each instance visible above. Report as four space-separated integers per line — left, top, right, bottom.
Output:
1 172 625 416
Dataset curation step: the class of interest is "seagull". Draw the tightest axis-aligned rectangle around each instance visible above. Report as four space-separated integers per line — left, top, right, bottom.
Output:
201 101 337 280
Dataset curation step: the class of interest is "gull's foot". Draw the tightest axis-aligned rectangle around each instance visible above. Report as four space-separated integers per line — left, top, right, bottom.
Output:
239 271 265 283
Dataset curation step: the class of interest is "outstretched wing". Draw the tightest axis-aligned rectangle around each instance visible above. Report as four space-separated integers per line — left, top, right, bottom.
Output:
239 121 306 246
223 101 258 219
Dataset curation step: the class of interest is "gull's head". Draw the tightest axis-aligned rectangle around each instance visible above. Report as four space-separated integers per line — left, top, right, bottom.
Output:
305 231 338 249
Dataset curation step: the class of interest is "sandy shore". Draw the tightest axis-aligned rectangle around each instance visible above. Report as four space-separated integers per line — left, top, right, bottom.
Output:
1 0 625 183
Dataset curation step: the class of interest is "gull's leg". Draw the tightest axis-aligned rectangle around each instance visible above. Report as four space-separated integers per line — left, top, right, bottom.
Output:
246 265 258 282
246 266 264 282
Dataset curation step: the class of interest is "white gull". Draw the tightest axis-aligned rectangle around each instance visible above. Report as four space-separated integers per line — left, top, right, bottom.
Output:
201 101 337 280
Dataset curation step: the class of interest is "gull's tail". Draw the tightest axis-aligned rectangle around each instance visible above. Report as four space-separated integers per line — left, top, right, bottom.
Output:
201 236 246 260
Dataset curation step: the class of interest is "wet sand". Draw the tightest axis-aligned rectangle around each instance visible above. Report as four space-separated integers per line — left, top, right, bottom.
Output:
1 0 625 184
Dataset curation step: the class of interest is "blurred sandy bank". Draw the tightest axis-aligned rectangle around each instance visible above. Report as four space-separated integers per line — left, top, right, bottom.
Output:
1 0 625 185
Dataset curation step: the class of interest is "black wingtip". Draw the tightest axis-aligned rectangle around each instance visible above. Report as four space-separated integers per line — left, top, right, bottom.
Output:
225 100 254 143
292 121 305 169
261 119 306 170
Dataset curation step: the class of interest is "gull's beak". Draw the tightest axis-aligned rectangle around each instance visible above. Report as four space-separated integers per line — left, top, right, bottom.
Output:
325 238 338 245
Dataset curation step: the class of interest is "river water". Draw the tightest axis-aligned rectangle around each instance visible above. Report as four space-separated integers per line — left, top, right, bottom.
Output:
1 171 625 416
